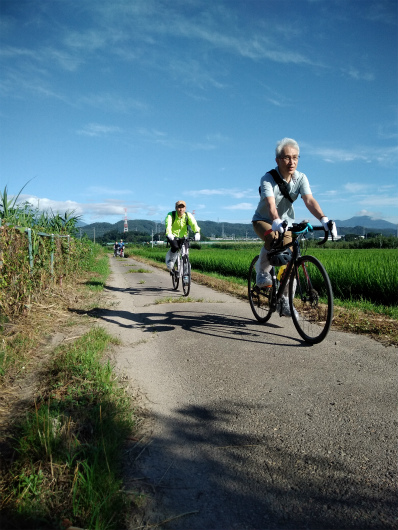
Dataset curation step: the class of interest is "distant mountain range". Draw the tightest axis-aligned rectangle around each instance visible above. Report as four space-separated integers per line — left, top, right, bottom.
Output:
78 215 397 239
334 216 396 230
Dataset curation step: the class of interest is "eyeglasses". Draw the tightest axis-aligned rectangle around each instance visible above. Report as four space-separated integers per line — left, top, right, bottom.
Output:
278 156 300 162
177 204 185 208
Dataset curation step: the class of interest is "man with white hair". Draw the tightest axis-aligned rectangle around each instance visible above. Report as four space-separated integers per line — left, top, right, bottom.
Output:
252 137 337 316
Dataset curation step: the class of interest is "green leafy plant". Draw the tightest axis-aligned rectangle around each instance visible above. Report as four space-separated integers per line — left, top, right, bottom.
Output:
0 180 33 221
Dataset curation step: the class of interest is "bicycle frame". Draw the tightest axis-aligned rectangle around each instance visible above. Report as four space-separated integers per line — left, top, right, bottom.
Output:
266 230 302 310
170 237 192 296
175 238 190 277
268 221 331 305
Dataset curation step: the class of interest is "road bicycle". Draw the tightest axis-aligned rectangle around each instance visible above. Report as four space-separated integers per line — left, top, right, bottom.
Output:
248 221 334 344
113 246 124 258
170 237 192 297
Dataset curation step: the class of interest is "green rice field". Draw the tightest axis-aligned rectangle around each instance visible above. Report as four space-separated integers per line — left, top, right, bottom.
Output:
128 245 398 308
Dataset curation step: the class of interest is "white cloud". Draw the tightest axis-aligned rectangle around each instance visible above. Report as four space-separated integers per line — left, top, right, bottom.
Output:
358 194 398 208
344 67 375 82
309 145 398 165
19 195 164 221
63 29 107 53
86 187 133 196
79 93 148 113
137 128 218 151
25 196 84 216
77 123 122 137
343 182 370 193
185 188 254 199
223 202 254 210
355 209 383 219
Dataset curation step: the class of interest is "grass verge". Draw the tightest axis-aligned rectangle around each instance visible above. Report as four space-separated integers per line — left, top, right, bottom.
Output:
0 245 141 530
1 328 136 530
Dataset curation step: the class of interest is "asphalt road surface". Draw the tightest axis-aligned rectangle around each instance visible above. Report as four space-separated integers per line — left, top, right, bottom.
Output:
99 256 397 530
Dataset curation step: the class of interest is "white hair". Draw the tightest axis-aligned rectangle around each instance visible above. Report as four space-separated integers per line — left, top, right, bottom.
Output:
275 138 300 157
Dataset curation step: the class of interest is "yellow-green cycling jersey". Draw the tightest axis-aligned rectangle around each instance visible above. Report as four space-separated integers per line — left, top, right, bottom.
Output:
165 211 200 238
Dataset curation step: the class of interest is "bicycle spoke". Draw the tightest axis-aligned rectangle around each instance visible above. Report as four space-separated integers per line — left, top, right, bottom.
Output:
248 256 274 323
182 256 191 296
290 255 333 344
172 258 179 290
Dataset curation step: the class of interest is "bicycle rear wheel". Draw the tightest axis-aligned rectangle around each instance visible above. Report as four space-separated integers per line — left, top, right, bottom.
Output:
171 258 179 290
289 255 333 344
248 256 274 323
182 256 191 297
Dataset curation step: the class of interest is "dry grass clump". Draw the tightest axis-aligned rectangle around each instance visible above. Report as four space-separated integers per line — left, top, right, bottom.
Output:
333 306 398 346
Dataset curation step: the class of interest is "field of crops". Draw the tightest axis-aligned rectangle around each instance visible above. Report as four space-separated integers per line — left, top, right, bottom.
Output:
128 244 397 307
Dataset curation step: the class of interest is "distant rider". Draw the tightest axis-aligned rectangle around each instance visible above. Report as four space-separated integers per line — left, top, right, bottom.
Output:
164 201 200 271
113 241 119 257
119 239 125 257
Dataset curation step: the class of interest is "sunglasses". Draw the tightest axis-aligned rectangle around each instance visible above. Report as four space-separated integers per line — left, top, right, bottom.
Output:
177 204 185 208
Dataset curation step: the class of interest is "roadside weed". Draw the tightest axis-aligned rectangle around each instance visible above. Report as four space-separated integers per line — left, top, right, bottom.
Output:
2 328 137 529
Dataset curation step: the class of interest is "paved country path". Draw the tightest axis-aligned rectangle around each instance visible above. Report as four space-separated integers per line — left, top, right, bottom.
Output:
98 255 397 530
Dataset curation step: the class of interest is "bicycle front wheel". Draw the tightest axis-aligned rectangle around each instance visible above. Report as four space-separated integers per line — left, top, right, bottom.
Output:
289 255 333 344
182 256 191 297
172 259 179 290
248 256 274 323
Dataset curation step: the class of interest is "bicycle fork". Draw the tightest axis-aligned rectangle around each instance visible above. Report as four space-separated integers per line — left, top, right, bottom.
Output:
281 259 314 307
180 243 189 282
175 254 182 278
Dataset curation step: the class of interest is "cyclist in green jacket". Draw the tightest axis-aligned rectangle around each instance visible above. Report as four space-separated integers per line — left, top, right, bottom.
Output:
165 200 201 271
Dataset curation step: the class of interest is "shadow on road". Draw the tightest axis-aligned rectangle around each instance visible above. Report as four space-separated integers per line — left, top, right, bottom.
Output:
125 400 397 530
104 284 173 296
68 305 306 347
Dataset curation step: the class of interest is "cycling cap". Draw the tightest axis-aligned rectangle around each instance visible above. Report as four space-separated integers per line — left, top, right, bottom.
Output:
269 248 293 266
175 200 186 208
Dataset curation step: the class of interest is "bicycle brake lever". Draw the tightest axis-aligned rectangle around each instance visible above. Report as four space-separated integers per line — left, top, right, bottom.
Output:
327 220 335 241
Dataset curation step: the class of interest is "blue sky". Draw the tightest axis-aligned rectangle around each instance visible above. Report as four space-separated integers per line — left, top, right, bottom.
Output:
1 0 397 226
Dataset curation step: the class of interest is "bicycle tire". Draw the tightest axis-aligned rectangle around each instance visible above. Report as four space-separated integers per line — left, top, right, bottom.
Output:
171 259 179 290
289 255 333 344
182 255 191 297
248 256 274 323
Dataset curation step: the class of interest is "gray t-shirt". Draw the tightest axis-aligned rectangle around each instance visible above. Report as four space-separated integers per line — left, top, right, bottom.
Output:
252 168 312 225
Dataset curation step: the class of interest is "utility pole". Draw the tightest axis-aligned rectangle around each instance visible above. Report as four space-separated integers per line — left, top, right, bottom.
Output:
124 208 128 232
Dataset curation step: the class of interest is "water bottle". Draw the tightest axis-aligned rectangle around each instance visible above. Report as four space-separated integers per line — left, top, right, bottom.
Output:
277 265 287 281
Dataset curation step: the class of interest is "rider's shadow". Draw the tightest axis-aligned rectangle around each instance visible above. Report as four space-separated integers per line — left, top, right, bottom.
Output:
104 284 172 296
68 306 300 346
